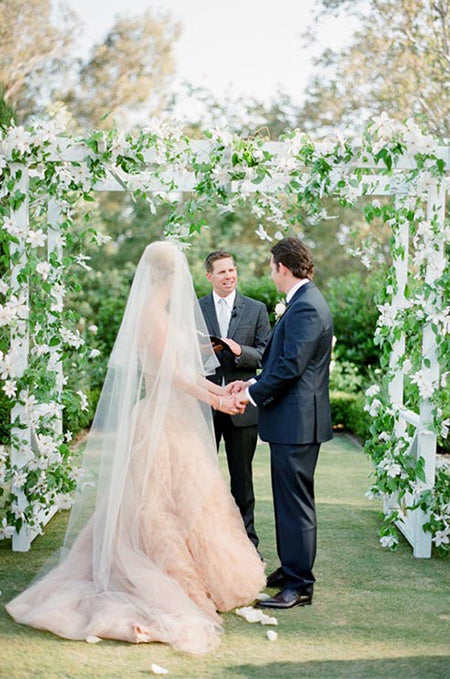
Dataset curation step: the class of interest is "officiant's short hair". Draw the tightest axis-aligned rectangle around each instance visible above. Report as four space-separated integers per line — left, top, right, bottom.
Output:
271 238 314 279
205 250 235 273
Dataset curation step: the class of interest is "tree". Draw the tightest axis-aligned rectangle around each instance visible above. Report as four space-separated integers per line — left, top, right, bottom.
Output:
64 11 181 129
0 0 78 122
301 0 450 139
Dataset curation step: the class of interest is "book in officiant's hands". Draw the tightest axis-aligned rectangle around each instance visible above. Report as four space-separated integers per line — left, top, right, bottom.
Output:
197 331 233 355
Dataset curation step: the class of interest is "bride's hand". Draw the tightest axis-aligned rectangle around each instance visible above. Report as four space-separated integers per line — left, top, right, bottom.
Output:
213 394 245 415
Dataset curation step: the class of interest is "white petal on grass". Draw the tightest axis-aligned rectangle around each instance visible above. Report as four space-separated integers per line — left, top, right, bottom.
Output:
266 630 278 642
261 615 278 626
151 664 169 675
256 592 271 601
86 636 102 643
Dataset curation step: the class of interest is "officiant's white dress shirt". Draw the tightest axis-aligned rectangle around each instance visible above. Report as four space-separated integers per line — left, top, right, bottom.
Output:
213 289 236 338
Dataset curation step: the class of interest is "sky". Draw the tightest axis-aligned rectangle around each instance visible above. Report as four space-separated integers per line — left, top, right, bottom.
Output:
65 0 357 107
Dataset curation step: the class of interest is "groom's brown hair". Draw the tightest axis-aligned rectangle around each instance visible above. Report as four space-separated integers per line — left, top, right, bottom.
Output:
271 238 314 279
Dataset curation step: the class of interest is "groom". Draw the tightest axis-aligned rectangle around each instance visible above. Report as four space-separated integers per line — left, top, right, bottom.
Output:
232 237 333 609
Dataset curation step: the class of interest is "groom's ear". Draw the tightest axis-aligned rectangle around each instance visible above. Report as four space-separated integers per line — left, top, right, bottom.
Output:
206 271 213 283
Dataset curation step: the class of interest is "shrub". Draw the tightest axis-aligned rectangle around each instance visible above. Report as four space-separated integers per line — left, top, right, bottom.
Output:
325 271 382 374
331 390 371 441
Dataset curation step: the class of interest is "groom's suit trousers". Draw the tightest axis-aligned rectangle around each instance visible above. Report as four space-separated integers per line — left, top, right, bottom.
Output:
270 442 320 590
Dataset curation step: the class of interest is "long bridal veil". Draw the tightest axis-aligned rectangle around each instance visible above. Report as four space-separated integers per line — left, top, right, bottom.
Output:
7 241 269 654
62 240 219 587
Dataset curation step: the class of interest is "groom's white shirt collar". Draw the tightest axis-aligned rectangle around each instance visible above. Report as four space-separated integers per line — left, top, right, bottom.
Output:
213 289 236 309
286 278 310 304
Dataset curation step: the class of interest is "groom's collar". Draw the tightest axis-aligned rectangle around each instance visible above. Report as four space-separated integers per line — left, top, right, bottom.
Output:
286 278 310 304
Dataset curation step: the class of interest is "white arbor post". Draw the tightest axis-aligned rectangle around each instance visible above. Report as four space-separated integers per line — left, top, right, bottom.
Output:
10 164 31 551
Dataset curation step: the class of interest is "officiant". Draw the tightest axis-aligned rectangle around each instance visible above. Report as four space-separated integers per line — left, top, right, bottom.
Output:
199 251 271 550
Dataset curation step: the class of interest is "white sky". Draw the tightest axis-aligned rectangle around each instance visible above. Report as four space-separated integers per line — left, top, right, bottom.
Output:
66 0 357 107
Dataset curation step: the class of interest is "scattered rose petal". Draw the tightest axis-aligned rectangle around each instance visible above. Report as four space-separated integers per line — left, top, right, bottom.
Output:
266 630 278 641
86 636 102 643
151 664 169 675
261 615 278 626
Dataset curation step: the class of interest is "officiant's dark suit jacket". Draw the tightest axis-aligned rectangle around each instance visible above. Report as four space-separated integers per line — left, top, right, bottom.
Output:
199 291 271 426
250 281 333 444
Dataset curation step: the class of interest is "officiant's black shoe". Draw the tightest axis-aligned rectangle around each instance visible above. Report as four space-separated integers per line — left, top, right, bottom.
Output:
266 567 287 589
256 587 313 609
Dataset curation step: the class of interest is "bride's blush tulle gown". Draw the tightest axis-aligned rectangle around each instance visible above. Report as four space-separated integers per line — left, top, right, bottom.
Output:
6 242 266 655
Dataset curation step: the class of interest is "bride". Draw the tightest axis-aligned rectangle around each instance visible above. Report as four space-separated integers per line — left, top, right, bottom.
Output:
6 241 266 655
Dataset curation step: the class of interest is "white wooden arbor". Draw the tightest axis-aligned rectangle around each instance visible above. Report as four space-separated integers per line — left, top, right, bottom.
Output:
7 139 450 555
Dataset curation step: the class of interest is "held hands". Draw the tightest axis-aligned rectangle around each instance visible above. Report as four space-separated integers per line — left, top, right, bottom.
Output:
217 394 245 415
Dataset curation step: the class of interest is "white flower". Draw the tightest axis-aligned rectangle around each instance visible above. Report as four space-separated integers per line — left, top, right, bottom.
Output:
432 529 450 547
36 262 52 280
12 469 27 487
77 390 89 411
377 303 398 329
74 254 92 271
0 280 8 295
37 434 58 457
0 304 16 326
94 232 111 246
88 349 101 359
88 324 98 334
55 493 72 510
386 463 402 478
403 359 412 374
365 385 380 398
410 370 435 399
65 431 73 442
440 419 450 439
255 225 273 242
26 229 46 248
266 630 278 642
0 518 15 540
364 398 381 417
380 534 397 548
274 302 286 320
3 379 17 398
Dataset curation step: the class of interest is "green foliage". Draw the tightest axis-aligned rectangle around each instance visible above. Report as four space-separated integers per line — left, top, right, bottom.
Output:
330 359 363 393
326 271 382 373
331 390 371 440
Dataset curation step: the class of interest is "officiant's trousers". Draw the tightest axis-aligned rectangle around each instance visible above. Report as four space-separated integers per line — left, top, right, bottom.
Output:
270 442 320 591
213 412 258 548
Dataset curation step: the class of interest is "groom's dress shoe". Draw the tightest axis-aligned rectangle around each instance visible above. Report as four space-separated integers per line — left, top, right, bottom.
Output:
266 567 287 588
256 587 313 609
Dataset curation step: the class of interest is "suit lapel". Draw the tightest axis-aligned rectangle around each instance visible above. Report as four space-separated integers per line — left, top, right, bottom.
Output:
203 294 221 336
227 292 245 338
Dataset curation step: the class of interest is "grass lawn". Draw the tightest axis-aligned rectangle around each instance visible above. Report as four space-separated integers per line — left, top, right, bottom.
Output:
0 434 449 679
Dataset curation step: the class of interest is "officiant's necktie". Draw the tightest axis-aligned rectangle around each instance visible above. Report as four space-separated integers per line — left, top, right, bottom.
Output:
217 297 230 338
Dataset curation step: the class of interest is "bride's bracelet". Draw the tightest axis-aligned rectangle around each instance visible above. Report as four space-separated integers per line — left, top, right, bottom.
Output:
217 396 223 409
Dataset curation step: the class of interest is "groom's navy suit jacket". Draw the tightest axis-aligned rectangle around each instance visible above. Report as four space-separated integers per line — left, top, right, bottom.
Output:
250 281 333 445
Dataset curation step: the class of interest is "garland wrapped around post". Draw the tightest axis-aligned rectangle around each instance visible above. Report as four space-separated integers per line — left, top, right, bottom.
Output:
0 114 448 555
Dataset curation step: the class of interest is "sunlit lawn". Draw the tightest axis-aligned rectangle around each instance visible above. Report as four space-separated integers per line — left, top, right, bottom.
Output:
0 434 449 679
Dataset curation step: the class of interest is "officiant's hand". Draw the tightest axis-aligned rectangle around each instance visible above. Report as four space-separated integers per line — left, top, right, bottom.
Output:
220 337 242 356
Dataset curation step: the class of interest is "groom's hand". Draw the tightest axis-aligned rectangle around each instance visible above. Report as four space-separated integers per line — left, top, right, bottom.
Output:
234 390 249 410
226 380 249 395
